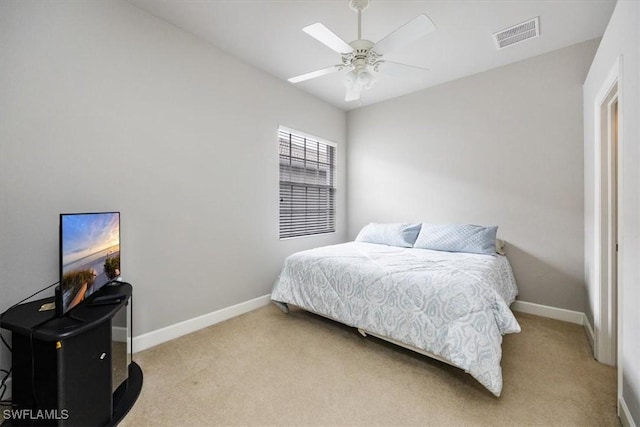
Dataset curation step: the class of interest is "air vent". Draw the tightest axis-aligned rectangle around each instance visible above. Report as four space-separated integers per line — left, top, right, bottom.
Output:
493 17 540 49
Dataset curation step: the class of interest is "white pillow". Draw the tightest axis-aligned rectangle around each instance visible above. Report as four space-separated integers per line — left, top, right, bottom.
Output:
355 223 422 248
413 223 498 255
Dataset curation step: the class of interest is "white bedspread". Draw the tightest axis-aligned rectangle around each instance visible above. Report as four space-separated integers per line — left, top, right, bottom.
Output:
271 242 520 396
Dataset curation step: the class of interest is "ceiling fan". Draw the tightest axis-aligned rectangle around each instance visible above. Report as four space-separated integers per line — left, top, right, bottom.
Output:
288 0 436 102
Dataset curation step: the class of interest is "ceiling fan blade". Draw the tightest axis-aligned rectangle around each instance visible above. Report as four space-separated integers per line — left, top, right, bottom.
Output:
288 65 343 83
345 84 361 102
376 60 430 76
373 14 436 55
303 23 353 54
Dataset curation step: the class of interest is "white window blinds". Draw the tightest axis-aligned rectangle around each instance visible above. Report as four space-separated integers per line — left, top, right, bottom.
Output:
279 127 336 239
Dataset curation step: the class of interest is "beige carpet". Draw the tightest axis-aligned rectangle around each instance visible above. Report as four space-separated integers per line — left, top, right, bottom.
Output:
121 304 618 426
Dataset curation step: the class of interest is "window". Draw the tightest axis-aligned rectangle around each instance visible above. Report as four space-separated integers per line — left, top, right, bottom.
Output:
279 126 336 239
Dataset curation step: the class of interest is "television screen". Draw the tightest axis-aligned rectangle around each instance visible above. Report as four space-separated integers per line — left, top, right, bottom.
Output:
59 212 120 315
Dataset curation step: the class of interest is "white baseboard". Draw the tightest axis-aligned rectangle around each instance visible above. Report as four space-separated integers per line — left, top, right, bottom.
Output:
620 396 637 427
511 300 584 325
133 297 585 354
132 294 271 353
583 313 595 350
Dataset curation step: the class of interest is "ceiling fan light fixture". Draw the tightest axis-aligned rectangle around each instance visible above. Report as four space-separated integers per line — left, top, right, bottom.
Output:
344 70 357 88
356 65 374 89
344 62 375 91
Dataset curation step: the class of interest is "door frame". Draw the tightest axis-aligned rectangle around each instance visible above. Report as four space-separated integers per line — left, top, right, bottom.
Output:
592 56 622 378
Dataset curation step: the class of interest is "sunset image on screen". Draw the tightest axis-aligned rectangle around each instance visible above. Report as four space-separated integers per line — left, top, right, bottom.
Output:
60 212 120 313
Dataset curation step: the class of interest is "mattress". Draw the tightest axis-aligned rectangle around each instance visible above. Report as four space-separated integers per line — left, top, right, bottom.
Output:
271 241 520 396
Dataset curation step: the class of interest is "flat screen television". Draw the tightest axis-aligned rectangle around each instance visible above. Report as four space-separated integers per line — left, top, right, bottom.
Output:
56 212 120 316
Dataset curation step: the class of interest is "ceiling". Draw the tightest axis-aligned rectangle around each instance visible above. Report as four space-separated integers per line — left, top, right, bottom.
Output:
126 0 616 111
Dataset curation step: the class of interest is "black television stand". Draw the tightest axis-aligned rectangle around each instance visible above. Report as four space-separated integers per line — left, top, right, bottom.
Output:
0 283 142 426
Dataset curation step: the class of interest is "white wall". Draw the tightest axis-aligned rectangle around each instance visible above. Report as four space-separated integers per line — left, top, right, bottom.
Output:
0 0 347 363
583 0 640 423
347 40 598 313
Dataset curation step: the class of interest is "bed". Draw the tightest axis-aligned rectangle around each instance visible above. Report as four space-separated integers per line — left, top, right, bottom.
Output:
271 225 520 397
